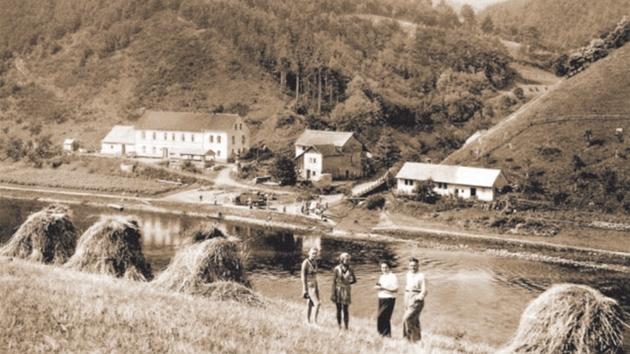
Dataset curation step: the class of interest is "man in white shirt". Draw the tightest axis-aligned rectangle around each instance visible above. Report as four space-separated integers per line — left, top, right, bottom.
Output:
375 261 398 337
403 257 427 342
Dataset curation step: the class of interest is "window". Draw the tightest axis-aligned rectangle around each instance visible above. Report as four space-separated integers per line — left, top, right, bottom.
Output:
181 133 185 141
164 133 167 140
209 135 214 143
191 134 195 142
239 123 242 130
242 135 245 144
141 132 146 140
152 147 156 154
232 136 235 144
217 136 221 143
152 132 156 140
110 145 114 149
313 171 316 176
232 149 234 154
172 133 175 141
238 148 241 154
235 124 238 130
217 150 221 157
142 146 146 153
471 188 477 197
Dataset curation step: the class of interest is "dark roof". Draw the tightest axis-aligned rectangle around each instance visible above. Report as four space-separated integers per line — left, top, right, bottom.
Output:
295 129 355 147
135 111 241 132
311 144 343 157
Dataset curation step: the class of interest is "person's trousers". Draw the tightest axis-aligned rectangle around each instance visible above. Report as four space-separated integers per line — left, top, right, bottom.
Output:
402 300 424 342
377 298 396 337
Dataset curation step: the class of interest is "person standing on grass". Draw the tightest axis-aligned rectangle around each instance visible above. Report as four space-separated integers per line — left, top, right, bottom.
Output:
375 261 398 337
331 252 357 330
301 247 321 325
403 257 427 342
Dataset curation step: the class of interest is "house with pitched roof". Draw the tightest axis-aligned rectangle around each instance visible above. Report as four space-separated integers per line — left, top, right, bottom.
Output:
100 111 250 163
294 129 363 180
100 125 136 156
395 162 508 201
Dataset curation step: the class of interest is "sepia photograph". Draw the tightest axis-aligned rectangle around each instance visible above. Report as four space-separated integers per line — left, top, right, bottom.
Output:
0 0 629 352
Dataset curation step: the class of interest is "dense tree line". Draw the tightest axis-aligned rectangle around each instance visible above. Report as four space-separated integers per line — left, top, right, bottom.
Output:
0 0 516 164
481 0 630 52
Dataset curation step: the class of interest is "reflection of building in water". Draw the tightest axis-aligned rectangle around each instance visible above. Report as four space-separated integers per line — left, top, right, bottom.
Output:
299 234 321 252
134 215 184 247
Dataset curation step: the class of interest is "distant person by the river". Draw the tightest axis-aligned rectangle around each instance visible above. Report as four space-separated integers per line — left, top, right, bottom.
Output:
301 247 321 325
375 261 398 337
403 257 427 342
331 252 357 330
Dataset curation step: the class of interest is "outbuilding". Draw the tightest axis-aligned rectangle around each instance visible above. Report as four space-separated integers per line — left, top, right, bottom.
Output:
395 162 508 201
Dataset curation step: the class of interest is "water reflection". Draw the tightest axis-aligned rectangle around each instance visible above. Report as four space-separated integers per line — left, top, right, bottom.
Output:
1 198 628 348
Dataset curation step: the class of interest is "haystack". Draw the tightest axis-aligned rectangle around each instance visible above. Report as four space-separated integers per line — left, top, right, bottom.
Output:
502 284 626 354
152 234 251 295
65 216 153 282
0 205 76 264
194 281 264 307
182 223 226 244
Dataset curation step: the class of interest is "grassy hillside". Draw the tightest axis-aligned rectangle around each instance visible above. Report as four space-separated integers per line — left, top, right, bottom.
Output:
444 42 630 212
0 257 496 353
0 0 528 165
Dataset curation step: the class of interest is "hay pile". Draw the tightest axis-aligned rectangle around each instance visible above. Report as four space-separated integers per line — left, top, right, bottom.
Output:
183 223 226 244
502 284 626 354
193 281 264 307
152 227 251 296
0 205 76 264
65 216 153 282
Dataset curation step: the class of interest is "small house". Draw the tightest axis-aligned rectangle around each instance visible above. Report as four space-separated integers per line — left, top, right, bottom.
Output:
294 130 364 180
395 162 508 201
63 139 79 152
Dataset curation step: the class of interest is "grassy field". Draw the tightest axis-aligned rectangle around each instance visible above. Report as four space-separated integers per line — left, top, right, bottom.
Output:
0 257 496 353
0 167 179 195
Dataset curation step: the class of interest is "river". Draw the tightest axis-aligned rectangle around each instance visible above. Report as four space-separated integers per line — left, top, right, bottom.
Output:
1 198 628 348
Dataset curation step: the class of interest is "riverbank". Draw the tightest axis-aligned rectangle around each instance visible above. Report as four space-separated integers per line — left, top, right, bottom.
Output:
3 183 630 272
0 257 496 353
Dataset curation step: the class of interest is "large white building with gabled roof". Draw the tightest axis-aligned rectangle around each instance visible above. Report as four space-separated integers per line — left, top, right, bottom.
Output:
395 162 508 201
100 111 250 163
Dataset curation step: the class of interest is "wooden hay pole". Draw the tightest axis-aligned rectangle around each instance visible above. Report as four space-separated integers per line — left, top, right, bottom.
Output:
65 216 153 282
0 205 77 264
152 232 251 297
501 283 626 354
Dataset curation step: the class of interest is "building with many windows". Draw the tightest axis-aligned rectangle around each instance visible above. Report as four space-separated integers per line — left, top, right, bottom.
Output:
395 162 508 201
100 111 250 163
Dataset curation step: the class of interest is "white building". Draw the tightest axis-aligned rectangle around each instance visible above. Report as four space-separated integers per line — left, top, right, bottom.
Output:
294 130 364 180
395 162 508 202
100 126 136 156
100 111 250 163
63 139 79 152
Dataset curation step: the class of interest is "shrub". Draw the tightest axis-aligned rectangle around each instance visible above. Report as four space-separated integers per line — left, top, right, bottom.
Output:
365 195 386 210
180 160 199 174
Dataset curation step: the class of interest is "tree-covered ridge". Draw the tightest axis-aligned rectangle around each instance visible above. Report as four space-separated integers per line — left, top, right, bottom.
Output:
0 0 517 164
481 0 630 52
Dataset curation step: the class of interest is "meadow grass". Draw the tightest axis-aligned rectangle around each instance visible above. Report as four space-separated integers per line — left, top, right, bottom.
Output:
0 257 496 353
0 167 178 195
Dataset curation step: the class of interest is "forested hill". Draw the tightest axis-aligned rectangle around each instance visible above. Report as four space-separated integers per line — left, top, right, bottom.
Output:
0 0 525 165
481 0 630 51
